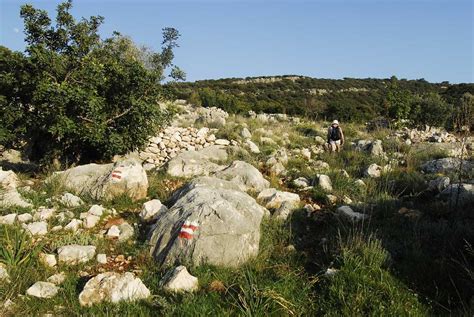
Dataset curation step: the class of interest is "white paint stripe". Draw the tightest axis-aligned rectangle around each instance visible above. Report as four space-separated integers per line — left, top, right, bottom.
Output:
180 228 194 235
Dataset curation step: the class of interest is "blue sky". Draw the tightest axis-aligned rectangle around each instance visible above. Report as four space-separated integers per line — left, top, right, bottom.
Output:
1 0 472 83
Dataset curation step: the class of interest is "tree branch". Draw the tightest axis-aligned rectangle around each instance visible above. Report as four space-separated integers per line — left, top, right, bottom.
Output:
77 115 94 123
105 107 133 124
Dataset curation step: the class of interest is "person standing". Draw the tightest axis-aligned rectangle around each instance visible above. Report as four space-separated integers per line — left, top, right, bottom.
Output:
326 120 344 153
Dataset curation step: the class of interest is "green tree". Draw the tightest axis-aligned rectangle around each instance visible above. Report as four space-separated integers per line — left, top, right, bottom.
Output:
385 77 414 123
453 93 474 131
410 93 450 128
0 0 184 164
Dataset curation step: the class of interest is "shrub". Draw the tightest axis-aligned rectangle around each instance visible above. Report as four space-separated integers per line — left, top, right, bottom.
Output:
0 1 184 165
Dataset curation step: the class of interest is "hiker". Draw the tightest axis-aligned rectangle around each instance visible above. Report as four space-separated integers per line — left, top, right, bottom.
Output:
325 120 344 153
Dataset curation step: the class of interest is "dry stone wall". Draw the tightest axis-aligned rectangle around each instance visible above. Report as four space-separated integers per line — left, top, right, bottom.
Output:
138 127 218 170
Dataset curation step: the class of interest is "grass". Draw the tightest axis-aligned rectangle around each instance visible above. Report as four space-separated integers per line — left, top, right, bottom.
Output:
317 232 428 316
1 117 472 316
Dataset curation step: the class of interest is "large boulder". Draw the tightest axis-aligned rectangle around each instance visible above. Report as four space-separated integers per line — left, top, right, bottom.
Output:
166 145 227 178
79 272 150 306
149 180 266 267
51 158 148 201
168 177 243 203
214 161 269 193
421 158 473 175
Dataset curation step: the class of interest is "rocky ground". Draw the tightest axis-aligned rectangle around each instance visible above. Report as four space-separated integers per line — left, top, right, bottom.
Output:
0 101 473 316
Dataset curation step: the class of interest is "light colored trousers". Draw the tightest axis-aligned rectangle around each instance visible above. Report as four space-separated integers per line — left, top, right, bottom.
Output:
325 140 341 152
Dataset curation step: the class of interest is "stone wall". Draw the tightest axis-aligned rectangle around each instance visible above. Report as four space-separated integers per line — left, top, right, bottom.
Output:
139 127 217 170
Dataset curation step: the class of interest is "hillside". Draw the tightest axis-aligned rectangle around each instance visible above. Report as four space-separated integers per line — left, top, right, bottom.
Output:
168 76 474 123
1 101 473 315
1 1 473 316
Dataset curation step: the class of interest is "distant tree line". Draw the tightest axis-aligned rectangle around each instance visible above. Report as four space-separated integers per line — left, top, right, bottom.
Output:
167 75 474 130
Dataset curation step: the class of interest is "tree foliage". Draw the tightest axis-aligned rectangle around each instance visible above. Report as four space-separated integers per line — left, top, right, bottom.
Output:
410 93 450 128
0 0 184 164
169 75 472 128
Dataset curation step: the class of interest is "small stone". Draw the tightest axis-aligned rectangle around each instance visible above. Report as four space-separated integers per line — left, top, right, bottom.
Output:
161 266 199 293
301 148 311 160
88 205 105 217
339 169 350 178
57 245 96 265
33 207 55 221
64 219 82 232
318 174 333 192
51 225 63 232
0 213 17 225
78 272 150 306
97 254 107 264
26 281 59 298
84 215 100 229
17 213 33 223
214 139 230 146
24 221 48 236
241 128 252 139
364 163 382 178
140 199 168 222
293 177 310 188
342 195 353 204
326 194 338 205
39 253 57 268
106 225 120 238
336 205 368 222
285 245 296 252
0 263 10 282
245 139 260 154
47 272 66 285
59 193 84 207
117 223 134 242
325 268 339 276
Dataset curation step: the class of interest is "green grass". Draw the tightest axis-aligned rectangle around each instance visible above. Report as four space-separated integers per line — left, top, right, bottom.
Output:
317 232 428 316
1 116 472 316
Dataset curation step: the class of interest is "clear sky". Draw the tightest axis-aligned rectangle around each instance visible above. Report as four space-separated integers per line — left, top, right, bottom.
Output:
1 0 472 83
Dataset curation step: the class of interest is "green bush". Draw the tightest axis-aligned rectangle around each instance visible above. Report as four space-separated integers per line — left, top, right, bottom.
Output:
0 1 184 165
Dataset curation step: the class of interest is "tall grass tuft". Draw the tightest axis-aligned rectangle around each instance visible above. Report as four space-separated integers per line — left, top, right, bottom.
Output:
317 231 428 316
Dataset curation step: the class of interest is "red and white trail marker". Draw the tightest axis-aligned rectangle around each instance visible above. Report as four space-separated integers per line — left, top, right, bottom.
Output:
179 220 199 240
111 170 122 181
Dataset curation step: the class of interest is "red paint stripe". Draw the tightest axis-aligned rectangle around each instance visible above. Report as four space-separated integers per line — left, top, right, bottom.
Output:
179 231 193 240
182 224 199 231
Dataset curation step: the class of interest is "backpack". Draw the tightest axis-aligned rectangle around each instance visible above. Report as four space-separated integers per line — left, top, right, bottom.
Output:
330 126 341 141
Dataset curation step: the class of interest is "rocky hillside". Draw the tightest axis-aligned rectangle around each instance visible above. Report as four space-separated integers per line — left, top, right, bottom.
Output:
0 102 473 315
